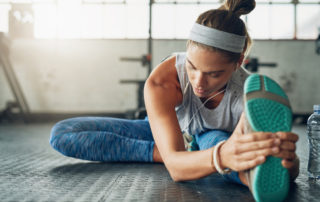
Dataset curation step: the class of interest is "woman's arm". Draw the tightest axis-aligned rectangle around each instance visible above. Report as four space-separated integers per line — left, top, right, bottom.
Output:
144 57 297 182
144 56 218 181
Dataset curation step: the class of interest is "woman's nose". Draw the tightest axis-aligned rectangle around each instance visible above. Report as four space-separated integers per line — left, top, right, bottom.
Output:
194 72 206 87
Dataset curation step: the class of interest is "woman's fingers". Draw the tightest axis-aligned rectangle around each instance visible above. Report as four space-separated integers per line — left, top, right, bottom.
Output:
276 132 299 142
234 138 280 154
273 132 298 161
237 132 277 143
234 149 296 171
279 141 296 151
237 147 280 161
239 132 298 143
273 150 296 160
281 159 295 169
235 132 297 155
236 156 266 171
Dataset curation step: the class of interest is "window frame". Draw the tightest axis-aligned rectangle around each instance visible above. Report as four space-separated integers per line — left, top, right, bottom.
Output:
0 0 319 40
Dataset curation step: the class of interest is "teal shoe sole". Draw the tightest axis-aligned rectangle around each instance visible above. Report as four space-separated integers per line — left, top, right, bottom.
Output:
244 74 292 202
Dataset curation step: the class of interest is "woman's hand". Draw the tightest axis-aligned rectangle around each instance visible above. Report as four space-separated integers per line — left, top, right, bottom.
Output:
219 114 299 173
219 130 280 171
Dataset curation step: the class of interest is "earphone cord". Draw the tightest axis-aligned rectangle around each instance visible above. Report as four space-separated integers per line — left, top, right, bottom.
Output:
182 85 226 132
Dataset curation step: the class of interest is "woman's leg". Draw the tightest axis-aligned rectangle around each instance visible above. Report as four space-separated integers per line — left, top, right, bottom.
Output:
195 130 245 185
49 117 155 162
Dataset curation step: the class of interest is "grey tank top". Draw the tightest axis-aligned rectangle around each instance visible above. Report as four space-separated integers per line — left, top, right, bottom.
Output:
175 52 250 135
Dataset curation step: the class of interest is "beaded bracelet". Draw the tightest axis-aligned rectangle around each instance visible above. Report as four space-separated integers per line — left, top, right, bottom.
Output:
213 140 231 174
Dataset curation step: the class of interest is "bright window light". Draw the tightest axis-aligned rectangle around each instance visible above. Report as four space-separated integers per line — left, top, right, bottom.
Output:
126 4 149 38
127 0 148 3
255 0 291 2
0 0 318 39
247 4 294 39
269 4 294 39
0 4 11 33
82 4 103 39
152 3 219 39
247 5 270 39
297 4 320 39
33 4 57 38
56 0 82 38
152 4 175 39
299 0 320 2
175 4 200 38
103 4 126 38
154 0 175 2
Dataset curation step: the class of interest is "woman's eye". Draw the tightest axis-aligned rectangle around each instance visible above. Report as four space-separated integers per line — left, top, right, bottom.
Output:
209 74 220 78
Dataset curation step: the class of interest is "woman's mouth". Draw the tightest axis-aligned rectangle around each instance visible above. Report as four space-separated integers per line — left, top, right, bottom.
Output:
194 88 206 95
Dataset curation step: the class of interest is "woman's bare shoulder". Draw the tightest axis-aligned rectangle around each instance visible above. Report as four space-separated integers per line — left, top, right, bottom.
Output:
145 55 182 106
148 55 180 88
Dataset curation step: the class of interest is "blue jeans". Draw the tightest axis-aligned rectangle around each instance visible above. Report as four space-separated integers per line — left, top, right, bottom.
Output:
50 117 242 185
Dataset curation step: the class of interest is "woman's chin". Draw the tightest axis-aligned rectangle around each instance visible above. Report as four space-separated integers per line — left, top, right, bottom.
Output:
193 89 208 97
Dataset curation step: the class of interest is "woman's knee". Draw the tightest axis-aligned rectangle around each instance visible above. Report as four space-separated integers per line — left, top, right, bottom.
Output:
49 118 78 151
196 130 231 150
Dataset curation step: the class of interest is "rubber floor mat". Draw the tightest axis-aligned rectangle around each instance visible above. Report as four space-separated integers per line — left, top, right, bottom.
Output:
0 123 316 202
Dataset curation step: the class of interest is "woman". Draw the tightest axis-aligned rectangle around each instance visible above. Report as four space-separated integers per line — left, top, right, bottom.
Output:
50 0 299 201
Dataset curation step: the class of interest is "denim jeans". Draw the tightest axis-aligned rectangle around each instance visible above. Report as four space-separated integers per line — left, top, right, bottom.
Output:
50 116 242 185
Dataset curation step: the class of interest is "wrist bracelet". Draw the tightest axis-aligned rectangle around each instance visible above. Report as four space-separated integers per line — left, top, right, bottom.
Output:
213 140 231 174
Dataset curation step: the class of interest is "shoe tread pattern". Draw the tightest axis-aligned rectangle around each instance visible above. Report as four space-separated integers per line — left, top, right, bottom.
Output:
245 74 291 202
244 74 261 94
263 77 288 100
246 99 292 132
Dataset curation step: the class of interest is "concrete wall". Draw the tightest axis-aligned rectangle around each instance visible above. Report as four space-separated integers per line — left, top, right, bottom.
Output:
0 39 319 114
249 40 320 114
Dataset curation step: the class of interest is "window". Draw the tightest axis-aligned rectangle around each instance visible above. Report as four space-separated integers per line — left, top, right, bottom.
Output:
297 4 320 39
247 4 294 39
33 3 56 38
0 0 149 39
0 4 10 33
152 3 219 39
0 0 319 39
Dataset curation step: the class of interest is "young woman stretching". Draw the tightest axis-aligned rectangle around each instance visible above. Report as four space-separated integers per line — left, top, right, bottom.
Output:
50 0 299 201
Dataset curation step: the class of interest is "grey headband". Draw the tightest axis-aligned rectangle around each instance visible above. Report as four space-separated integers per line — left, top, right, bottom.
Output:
188 23 246 53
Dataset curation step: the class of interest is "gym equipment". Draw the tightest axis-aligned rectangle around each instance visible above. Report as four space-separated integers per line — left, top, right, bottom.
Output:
119 54 151 119
316 27 320 55
0 32 30 122
244 57 277 72
119 0 153 119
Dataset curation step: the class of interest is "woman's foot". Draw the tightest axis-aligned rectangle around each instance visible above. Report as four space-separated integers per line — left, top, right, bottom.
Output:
243 74 292 202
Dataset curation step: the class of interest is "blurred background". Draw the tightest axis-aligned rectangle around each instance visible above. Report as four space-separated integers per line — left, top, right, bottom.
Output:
0 0 319 123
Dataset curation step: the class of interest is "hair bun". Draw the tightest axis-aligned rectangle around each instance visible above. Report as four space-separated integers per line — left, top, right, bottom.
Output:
221 0 256 17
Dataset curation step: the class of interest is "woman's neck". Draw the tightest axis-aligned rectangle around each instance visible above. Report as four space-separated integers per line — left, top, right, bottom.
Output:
200 85 227 109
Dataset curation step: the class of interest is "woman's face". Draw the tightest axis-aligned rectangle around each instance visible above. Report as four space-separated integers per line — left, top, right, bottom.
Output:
186 45 239 98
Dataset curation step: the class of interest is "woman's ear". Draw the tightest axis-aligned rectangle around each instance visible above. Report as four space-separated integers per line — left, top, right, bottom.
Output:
237 54 245 69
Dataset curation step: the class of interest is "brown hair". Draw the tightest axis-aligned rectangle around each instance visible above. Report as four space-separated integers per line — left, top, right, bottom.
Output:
187 0 256 63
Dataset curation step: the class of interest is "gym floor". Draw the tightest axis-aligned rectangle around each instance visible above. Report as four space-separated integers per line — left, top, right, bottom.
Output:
0 122 319 202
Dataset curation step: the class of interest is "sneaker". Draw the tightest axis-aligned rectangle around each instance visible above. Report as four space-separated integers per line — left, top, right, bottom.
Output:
243 74 292 202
